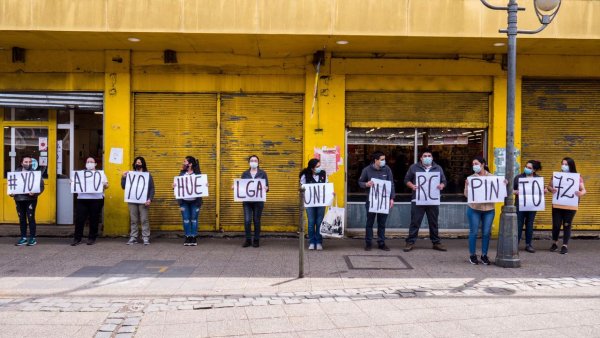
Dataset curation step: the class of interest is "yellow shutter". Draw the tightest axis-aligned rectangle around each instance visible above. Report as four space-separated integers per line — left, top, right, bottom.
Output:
133 93 217 230
219 94 303 232
522 79 600 230
346 92 489 128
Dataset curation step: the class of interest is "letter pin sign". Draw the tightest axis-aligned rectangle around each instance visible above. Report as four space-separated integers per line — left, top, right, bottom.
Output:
369 178 392 214
415 172 441 206
518 177 545 211
303 183 334 207
234 179 266 202
71 170 105 194
124 171 150 204
173 174 209 199
552 172 580 208
467 176 507 203
7 171 42 195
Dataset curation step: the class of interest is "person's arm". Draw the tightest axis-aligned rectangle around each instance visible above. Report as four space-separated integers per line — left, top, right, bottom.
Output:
438 167 447 190
388 167 395 199
102 171 109 189
300 174 306 185
464 177 469 198
358 167 370 188
263 170 269 192
577 177 587 196
121 175 127 189
513 175 519 195
147 174 155 201
404 165 416 190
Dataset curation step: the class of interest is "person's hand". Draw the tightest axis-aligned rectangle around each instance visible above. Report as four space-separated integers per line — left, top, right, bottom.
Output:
122 171 128 177
172 183 177 188
231 184 234 190
389 199 394 209
411 184 418 191
437 184 444 190
9 194 13 197
266 186 269 192
103 183 109 189
549 186 557 193
145 200 151 206
366 181 374 187
29 192 35 196
514 191 519 195
503 179 509 185
575 191 583 197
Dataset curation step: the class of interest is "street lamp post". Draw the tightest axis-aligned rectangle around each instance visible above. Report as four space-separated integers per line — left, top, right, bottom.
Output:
480 0 561 268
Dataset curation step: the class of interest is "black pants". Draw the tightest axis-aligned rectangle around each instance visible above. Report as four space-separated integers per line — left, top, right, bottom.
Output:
243 202 264 240
365 201 387 245
552 208 576 245
16 199 37 238
406 203 441 244
75 199 104 241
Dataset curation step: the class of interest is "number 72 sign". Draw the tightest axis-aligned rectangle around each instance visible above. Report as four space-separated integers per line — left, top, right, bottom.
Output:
552 172 580 208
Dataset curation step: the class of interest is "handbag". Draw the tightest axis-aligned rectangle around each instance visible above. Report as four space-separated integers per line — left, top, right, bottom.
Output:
320 200 345 238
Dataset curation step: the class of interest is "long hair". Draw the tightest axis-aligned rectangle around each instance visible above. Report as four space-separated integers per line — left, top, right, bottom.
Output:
183 156 201 174
371 151 384 164
562 157 577 173
527 159 542 171
132 156 148 172
299 158 320 178
473 155 490 173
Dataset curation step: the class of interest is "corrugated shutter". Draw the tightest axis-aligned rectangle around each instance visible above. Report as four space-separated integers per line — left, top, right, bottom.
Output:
522 79 600 230
346 92 489 127
134 93 217 229
219 94 303 232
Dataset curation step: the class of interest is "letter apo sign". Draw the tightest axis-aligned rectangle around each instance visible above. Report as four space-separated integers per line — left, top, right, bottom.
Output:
173 174 208 199
369 178 391 214
467 176 507 203
518 177 545 211
124 172 150 204
552 172 580 208
71 170 105 193
7 171 41 195
234 179 266 202
303 183 334 207
415 172 441 206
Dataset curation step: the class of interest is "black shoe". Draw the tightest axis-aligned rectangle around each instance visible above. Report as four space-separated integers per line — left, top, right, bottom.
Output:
252 239 259 248
525 245 536 253
364 243 372 251
184 236 191 246
550 243 558 252
243 239 252 247
480 255 491 265
432 243 447 252
378 243 390 251
191 237 198 246
403 243 414 252
560 245 568 254
469 255 479 265
86 239 96 245
71 239 82 246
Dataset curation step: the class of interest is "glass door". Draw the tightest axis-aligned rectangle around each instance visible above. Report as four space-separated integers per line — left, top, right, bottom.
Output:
57 110 74 224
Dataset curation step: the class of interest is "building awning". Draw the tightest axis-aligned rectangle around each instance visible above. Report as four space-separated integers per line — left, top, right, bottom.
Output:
0 92 103 111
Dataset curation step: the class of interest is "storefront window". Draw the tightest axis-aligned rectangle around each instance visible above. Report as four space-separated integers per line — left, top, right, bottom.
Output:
3 127 49 179
347 127 485 202
4 108 49 121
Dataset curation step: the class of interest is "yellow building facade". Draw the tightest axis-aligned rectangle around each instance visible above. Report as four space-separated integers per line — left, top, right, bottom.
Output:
1 0 599 236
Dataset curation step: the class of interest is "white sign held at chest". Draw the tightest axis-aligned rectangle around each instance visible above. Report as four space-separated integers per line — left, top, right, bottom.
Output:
71 170 106 194
518 177 545 211
552 172 580 208
369 178 392 214
467 176 507 203
303 183 334 207
234 179 267 202
124 172 150 204
174 174 209 199
7 171 42 195
415 172 441 206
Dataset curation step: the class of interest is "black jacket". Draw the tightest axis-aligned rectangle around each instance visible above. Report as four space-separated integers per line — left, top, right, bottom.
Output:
121 171 156 201
403 161 447 200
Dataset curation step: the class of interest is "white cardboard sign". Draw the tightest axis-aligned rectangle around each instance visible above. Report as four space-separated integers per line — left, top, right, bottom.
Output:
415 172 441 206
71 170 106 194
518 177 545 211
369 178 392 214
467 176 507 203
234 179 267 202
552 172 580 207
302 183 334 207
173 174 209 199
124 171 150 204
7 171 42 195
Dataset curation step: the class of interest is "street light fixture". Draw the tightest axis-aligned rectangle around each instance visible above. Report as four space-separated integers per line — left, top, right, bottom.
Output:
480 0 561 268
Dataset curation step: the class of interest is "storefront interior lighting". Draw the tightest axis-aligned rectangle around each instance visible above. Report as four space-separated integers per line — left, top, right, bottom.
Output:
462 131 473 135
128 37 141 42
494 42 506 47
365 128 375 134
336 40 349 45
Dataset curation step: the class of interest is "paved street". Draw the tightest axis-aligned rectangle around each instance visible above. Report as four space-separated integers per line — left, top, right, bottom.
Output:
0 237 598 337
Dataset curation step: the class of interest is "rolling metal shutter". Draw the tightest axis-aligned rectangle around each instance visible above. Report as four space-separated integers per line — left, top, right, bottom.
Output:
346 92 490 128
219 94 303 232
134 93 217 230
522 79 600 230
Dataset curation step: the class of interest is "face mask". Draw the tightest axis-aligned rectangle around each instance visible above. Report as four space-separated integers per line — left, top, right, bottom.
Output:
86 162 96 170
22 164 31 170
524 168 533 175
473 165 481 173
561 164 570 172
249 162 258 169
379 160 386 168
422 157 433 166
135 164 143 170
314 167 322 174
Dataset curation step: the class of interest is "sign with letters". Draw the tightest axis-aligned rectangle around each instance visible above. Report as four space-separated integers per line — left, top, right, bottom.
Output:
552 172 580 208
174 174 209 199
415 172 441 206
369 178 392 214
467 176 507 203
124 171 150 204
518 177 545 211
7 171 41 195
302 183 334 207
71 170 105 194
234 179 266 202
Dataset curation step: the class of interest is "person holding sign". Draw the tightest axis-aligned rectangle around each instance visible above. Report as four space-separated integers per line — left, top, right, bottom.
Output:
72 157 108 246
239 155 269 248
121 156 156 245
548 157 586 255
403 149 447 252
464 156 496 265
358 151 395 251
10 156 44 246
300 158 328 250
513 160 544 253
174 156 203 247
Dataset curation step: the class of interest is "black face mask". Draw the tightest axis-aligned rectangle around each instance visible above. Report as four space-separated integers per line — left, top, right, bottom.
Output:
135 164 143 170
22 164 31 170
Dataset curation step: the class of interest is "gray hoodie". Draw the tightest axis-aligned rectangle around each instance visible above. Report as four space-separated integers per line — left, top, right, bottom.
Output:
403 161 447 200
358 164 396 199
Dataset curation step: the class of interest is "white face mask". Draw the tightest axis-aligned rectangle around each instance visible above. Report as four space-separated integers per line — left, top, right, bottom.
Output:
249 162 258 169
561 164 570 172
86 162 96 170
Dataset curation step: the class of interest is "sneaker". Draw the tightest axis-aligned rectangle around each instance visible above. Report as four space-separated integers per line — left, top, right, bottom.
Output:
403 243 414 252
378 243 391 251
365 243 372 251
549 243 558 252
525 245 535 253
86 239 96 245
432 243 447 252
27 237 37 246
560 245 568 255
190 237 198 246
184 237 191 246
469 255 479 265
316 244 323 251
71 239 82 246
480 255 491 265
126 237 137 245
143 238 150 246
15 237 28 246
252 239 259 248
308 244 315 250
243 239 252 247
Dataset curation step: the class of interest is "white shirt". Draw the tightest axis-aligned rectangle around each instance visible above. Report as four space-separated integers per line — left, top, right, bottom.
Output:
77 170 108 200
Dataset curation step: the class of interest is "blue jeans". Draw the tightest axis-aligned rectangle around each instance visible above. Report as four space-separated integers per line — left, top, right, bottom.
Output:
365 201 388 245
517 210 537 245
467 207 495 256
306 207 325 245
243 202 264 240
180 201 200 236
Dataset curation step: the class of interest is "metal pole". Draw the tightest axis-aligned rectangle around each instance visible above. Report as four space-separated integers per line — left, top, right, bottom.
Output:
298 188 305 278
495 0 521 268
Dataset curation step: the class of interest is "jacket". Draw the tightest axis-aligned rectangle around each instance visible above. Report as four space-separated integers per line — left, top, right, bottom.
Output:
358 164 395 199
13 167 44 202
403 161 447 201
